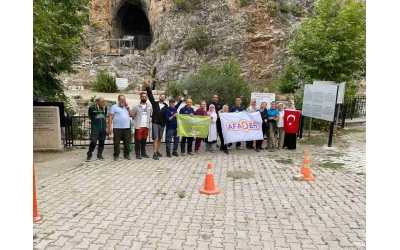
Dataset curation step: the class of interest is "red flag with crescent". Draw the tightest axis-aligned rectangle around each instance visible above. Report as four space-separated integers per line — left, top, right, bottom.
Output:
284 110 301 133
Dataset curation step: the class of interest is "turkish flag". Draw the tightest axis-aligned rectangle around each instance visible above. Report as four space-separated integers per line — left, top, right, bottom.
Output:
284 110 301 133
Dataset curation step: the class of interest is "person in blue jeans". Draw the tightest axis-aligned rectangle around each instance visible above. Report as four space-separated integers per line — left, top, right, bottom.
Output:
164 91 188 157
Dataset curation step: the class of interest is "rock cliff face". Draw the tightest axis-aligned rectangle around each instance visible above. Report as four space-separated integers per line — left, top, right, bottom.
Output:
64 0 313 91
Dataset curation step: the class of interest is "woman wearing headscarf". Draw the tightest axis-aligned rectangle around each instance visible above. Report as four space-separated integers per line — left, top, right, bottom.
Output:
218 104 230 154
245 99 258 149
205 104 218 152
283 99 297 150
255 102 268 152
194 100 208 153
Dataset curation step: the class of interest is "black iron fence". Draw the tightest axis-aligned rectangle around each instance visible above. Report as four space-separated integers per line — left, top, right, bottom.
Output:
342 94 366 119
296 94 366 134
65 115 163 147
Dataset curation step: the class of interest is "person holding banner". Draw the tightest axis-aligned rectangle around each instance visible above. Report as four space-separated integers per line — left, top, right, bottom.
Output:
255 102 268 152
245 99 258 149
179 99 195 156
228 97 245 150
194 101 208 153
218 105 229 154
277 103 285 149
205 104 218 152
283 100 297 150
164 91 187 157
266 101 280 152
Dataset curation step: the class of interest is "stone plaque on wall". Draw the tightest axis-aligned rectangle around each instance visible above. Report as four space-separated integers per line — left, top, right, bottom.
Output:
33 106 63 151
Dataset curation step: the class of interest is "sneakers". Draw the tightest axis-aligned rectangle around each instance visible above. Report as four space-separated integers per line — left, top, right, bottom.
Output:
195 150 200 154
142 154 150 158
256 148 260 152
205 149 209 152
167 153 172 157
188 152 194 155
181 152 187 156
269 148 275 152
172 152 179 157
97 155 105 160
259 147 265 150
246 146 255 149
156 151 163 157
124 156 131 160
136 155 142 159
113 156 118 161
153 154 159 160
236 146 243 150
227 146 232 150
224 149 229 155
85 157 91 162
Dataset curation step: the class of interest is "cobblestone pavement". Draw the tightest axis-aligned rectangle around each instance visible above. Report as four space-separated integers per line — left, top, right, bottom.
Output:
34 126 366 250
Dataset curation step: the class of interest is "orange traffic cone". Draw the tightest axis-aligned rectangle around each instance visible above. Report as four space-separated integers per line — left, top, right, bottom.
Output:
199 164 220 195
33 164 43 223
300 151 315 181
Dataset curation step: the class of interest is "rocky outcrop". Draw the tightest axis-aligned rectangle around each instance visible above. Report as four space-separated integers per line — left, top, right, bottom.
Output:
62 0 313 91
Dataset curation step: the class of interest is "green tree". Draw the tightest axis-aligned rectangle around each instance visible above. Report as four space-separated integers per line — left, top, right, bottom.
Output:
277 0 366 94
33 0 90 101
166 57 252 107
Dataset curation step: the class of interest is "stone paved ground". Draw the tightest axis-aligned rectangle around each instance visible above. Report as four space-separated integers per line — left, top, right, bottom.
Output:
33 125 366 250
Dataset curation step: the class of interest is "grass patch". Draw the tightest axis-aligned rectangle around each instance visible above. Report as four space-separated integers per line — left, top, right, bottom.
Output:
212 16 223 22
36 148 72 154
73 213 79 217
227 170 254 180
246 26 257 33
299 134 349 148
319 162 345 169
326 153 345 157
338 128 365 135
275 159 293 165
159 43 171 54
356 172 365 176
178 191 186 199
299 135 330 146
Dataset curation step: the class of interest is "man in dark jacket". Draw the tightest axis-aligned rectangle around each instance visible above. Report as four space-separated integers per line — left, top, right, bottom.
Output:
145 78 169 160
86 97 108 161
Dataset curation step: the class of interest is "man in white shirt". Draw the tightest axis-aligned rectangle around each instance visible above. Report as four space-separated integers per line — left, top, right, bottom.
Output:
131 92 152 159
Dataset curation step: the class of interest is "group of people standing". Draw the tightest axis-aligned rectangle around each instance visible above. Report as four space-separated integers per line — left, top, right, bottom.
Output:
85 79 298 161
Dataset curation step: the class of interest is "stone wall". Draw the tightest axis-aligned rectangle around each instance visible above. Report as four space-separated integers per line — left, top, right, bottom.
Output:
62 0 314 91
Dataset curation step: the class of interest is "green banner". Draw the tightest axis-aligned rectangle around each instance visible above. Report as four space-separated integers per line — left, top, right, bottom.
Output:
177 114 211 138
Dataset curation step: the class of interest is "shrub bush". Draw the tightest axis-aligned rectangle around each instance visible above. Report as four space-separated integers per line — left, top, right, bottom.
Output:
185 26 210 52
166 57 252 108
165 81 184 100
246 26 257 33
159 43 171 54
240 0 249 7
174 0 198 10
91 71 118 93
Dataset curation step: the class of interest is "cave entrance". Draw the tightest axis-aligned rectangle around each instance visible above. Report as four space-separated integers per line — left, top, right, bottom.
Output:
113 2 152 50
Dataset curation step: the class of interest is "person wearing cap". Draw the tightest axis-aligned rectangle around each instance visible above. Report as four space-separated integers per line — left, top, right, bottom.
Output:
179 98 195 156
164 91 188 157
